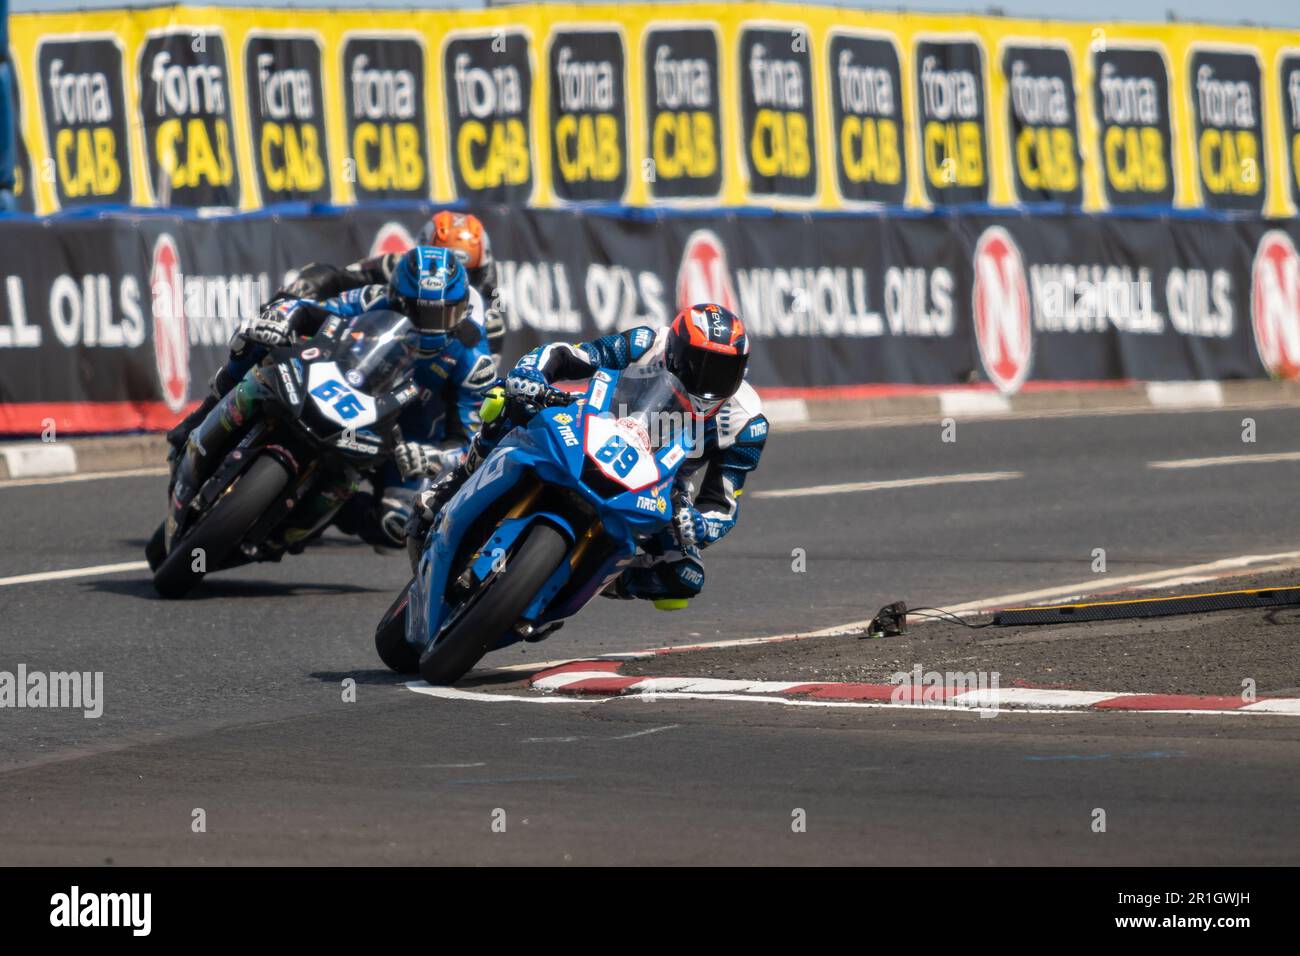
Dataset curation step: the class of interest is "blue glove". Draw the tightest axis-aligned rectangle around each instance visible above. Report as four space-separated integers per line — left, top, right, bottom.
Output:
672 504 708 550
505 364 550 402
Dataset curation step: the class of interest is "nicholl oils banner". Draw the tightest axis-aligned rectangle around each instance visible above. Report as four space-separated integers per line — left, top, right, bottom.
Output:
9 3 1300 216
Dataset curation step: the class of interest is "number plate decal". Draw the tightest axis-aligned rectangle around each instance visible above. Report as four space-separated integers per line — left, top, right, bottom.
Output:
306 361 379 428
584 415 661 491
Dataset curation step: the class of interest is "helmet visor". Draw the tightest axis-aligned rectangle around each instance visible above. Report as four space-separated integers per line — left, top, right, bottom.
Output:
677 347 748 401
407 297 468 335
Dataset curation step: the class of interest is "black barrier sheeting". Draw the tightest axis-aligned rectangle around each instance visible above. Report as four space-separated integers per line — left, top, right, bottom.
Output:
991 587 1300 626
1 204 1299 433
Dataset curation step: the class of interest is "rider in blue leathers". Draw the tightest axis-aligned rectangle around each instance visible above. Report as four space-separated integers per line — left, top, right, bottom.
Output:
407 304 767 603
169 246 497 549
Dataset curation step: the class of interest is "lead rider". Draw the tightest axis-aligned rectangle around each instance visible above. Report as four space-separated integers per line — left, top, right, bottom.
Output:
407 304 768 604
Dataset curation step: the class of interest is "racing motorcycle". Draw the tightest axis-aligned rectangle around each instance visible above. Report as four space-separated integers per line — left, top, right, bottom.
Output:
376 364 697 685
147 309 421 598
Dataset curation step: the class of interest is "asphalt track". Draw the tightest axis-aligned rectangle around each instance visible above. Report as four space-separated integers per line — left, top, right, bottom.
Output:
2 405 1300 864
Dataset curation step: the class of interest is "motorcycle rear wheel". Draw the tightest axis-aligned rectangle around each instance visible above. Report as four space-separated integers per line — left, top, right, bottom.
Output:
152 455 290 598
418 522 568 685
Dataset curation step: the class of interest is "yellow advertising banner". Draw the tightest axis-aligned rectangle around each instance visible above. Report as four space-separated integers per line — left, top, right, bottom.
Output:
10 3 1300 217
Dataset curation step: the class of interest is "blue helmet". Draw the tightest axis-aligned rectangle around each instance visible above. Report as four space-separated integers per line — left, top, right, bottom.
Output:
388 246 470 347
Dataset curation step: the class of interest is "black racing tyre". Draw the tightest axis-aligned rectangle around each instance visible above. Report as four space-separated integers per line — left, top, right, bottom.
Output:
418 522 569 685
152 455 290 598
145 521 167 571
375 579 420 674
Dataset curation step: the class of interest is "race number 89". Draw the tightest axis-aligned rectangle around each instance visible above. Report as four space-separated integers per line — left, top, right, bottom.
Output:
594 435 639 478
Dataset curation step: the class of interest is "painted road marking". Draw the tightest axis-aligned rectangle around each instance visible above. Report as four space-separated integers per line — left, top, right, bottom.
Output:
524 664 1300 718
406 683 606 704
610 725 680 739
407 681 1300 718
0 467 167 490
751 471 1021 499
0 560 150 588
1149 451 1300 470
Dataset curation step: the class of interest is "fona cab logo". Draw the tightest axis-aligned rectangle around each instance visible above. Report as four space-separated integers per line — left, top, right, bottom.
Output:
150 233 190 413
1251 230 1300 379
972 225 1032 395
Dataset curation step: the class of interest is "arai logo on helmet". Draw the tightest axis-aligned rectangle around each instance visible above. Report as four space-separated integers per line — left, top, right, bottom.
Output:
972 226 1032 395
419 273 445 292
677 229 737 314
1250 230 1300 380
370 222 415 258
150 233 190 413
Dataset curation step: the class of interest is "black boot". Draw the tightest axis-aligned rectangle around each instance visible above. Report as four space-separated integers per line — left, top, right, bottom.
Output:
166 393 218 460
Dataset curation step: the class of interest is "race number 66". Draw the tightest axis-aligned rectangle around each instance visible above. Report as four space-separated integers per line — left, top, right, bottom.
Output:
311 379 364 420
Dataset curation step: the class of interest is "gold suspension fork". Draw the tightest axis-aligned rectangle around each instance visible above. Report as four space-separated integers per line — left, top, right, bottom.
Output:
502 480 543 521
568 519 604 569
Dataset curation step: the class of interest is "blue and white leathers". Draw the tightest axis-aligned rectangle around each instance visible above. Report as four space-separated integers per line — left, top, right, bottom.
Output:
405 367 696 655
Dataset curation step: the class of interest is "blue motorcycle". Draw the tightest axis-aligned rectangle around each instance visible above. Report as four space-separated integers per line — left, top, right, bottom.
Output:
375 365 697 684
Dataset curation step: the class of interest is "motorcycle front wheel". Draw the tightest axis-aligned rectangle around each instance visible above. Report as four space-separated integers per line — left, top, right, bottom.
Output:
375 579 419 674
152 455 290 598
418 522 569 685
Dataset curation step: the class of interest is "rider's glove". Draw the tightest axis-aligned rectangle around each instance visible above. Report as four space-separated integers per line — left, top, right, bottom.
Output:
672 504 708 550
395 442 458 480
405 489 438 538
482 306 506 352
241 302 295 346
505 365 551 403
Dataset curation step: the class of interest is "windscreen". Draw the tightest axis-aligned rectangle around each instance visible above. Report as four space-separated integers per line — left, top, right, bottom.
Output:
604 366 694 450
336 310 416 393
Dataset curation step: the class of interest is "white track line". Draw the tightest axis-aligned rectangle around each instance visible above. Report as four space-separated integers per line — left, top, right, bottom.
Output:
0 467 167 489
417 676 1300 718
406 683 608 704
751 471 1021 499
0 561 150 588
1149 451 1300 470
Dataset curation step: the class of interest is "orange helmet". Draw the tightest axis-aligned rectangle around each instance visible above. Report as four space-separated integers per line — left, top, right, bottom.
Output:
420 211 487 271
